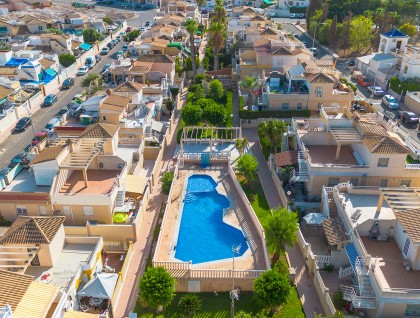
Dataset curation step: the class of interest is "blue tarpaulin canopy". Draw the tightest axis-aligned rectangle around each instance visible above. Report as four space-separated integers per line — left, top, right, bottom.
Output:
43 68 57 84
79 42 92 51
264 0 274 4
5 58 29 66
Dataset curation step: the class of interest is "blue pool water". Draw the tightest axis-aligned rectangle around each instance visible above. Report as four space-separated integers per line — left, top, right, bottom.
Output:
175 175 248 264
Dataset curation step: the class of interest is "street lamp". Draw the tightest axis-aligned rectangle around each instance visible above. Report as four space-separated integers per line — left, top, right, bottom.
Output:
312 22 325 48
230 244 241 318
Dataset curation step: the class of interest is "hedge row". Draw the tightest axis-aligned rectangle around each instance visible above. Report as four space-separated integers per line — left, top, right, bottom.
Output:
239 109 311 119
390 77 420 94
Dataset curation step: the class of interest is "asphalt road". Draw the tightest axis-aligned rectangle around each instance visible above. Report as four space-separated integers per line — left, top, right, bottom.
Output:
0 41 125 168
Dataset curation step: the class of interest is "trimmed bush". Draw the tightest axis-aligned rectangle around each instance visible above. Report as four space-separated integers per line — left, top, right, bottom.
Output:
162 172 175 195
390 77 420 94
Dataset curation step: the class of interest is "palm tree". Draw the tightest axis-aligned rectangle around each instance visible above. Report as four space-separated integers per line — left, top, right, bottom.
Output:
239 77 260 108
265 208 298 266
213 0 227 24
235 137 248 156
196 0 206 24
209 22 226 71
184 19 199 83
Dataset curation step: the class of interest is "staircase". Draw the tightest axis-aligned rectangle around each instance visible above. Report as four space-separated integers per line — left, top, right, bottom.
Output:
339 266 353 279
290 151 309 182
258 93 269 106
281 133 289 152
184 193 197 203
328 192 338 218
115 189 126 207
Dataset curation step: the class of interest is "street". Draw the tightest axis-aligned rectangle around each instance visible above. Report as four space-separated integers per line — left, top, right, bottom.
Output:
0 41 125 168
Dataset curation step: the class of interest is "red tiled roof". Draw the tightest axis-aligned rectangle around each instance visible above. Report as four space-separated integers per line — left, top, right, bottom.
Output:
274 150 299 167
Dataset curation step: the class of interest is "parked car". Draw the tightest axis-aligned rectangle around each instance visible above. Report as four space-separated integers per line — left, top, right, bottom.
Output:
101 47 110 55
301 41 308 48
107 42 114 49
357 76 372 88
43 94 57 106
111 39 118 46
348 59 356 66
289 13 297 18
293 34 299 39
69 103 83 116
116 36 122 42
116 51 123 59
14 117 31 132
382 95 399 109
297 13 305 18
62 77 74 89
102 63 111 73
42 117 61 133
57 106 70 117
309 47 318 56
367 86 385 97
401 111 419 125
77 66 89 76
85 56 96 69
122 44 128 52
31 131 48 146
145 20 151 27
11 152 28 165
95 54 101 62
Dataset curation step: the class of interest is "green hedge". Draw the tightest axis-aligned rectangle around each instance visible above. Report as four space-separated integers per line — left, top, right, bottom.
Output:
239 109 310 119
340 78 357 93
289 6 307 13
239 96 245 111
390 77 420 94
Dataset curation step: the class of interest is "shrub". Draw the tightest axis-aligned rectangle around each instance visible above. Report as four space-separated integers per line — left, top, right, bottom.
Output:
139 267 175 309
102 17 114 25
58 53 76 67
203 102 226 126
82 28 103 44
226 90 233 127
390 77 420 94
340 78 357 93
195 73 205 84
239 95 245 110
208 79 224 102
332 289 345 309
239 109 311 119
170 87 180 97
178 293 201 317
237 154 259 182
181 103 203 125
162 171 174 195
0 216 11 227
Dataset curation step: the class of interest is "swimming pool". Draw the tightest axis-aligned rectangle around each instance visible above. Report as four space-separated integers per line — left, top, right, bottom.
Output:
175 175 248 264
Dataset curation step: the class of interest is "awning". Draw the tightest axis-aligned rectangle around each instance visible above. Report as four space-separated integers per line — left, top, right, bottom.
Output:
14 282 58 318
302 213 325 225
264 0 274 4
126 174 148 195
151 120 164 133
79 42 92 51
45 68 57 77
77 273 118 299
64 311 99 318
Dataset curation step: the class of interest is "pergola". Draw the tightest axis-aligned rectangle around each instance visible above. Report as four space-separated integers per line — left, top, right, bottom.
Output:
0 245 39 273
330 128 361 160
377 188 420 213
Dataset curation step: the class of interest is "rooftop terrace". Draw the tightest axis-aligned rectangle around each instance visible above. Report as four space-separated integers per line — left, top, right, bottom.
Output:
59 170 119 195
2 169 50 193
307 145 359 166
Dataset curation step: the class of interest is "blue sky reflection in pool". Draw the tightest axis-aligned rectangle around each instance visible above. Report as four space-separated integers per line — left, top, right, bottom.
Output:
175 175 248 264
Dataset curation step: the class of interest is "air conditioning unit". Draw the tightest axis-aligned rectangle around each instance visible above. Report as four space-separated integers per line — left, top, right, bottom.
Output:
117 163 124 169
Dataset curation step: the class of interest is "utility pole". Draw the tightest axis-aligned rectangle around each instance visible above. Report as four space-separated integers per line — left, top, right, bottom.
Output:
230 244 241 318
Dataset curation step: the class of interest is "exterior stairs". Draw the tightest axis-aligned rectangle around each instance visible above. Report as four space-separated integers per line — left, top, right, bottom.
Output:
290 151 309 182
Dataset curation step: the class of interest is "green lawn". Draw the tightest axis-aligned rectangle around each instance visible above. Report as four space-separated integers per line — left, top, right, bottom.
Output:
135 292 264 317
226 90 233 127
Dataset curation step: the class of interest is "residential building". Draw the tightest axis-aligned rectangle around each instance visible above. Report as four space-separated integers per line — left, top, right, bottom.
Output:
309 183 420 318
62 13 85 28
275 0 309 16
282 107 420 198
18 15 52 34
30 33 73 55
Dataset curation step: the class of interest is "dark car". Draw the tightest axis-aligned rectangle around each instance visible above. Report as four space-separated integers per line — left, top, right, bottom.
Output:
348 60 355 66
14 117 31 132
107 42 114 49
11 152 28 164
111 39 118 46
401 111 419 125
62 77 74 89
43 94 57 106
57 106 69 117
95 54 101 62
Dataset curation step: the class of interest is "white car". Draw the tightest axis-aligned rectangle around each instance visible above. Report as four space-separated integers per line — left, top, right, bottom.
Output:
367 86 385 96
77 66 88 76
382 94 399 109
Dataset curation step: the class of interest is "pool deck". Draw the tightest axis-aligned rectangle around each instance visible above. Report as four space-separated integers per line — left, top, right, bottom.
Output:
155 163 267 271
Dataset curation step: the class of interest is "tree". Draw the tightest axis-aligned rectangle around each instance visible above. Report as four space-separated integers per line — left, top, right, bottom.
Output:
320 1 329 21
81 73 102 88
195 73 205 84
178 294 201 317
306 0 322 29
124 29 140 42
235 137 248 156
239 77 259 108
235 311 253 318
184 19 199 83
196 0 206 23
349 15 374 52
161 171 174 195
265 208 298 264
83 28 103 44
208 79 224 102
314 311 345 318
209 22 226 71
181 104 203 125
47 28 63 35
166 99 175 113
212 0 227 24
139 267 176 309
237 154 258 182
258 120 287 154
399 23 417 37
102 17 114 25
254 269 291 312
327 15 338 46
58 53 76 67
203 102 225 126
340 11 352 52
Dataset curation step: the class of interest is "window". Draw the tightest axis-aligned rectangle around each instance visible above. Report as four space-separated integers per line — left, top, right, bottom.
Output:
281 102 289 110
379 179 388 187
350 178 359 186
39 206 48 216
297 102 302 110
400 180 411 187
82 206 94 216
403 236 411 257
404 304 420 317
102 116 107 121
315 86 323 97
0 27 7 33
16 206 28 216
38 26 43 31
404 65 408 74
328 178 340 187
377 158 389 167
62 206 71 215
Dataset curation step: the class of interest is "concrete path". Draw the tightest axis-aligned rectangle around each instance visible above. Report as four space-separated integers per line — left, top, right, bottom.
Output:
243 127 325 318
115 88 188 318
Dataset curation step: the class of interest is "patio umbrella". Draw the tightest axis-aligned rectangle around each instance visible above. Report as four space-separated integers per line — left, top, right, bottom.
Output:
303 213 326 225
113 213 128 223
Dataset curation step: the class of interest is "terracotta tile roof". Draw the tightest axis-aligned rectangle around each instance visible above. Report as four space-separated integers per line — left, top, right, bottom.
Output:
102 94 131 108
160 26 174 34
136 54 174 64
260 28 277 35
362 135 409 154
0 216 65 245
357 120 388 136
272 46 294 56
72 40 82 50
31 145 66 165
306 72 335 83
251 15 266 21
394 209 420 243
101 104 124 112
0 66 17 76
322 218 348 246
0 85 14 100
274 150 298 167
293 48 310 56
113 81 144 92
243 7 256 13
151 40 169 49
206 68 232 76
0 270 33 311
80 123 119 138
130 65 152 73
254 38 271 47
38 58 55 70
158 34 173 41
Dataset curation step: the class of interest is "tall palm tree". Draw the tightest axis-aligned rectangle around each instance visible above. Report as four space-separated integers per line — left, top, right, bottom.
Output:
213 0 226 24
209 22 226 71
196 0 206 24
239 77 260 107
184 19 199 83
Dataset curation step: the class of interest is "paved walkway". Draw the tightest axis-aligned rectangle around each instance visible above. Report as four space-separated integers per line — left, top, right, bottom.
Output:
115 88 188 318
243 127 324 318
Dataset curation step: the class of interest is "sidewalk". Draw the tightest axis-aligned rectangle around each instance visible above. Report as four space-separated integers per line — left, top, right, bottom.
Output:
243 127 324 318
114 87 188 318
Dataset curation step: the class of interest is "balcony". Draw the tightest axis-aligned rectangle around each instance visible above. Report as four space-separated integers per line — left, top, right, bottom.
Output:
320 106 353 129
